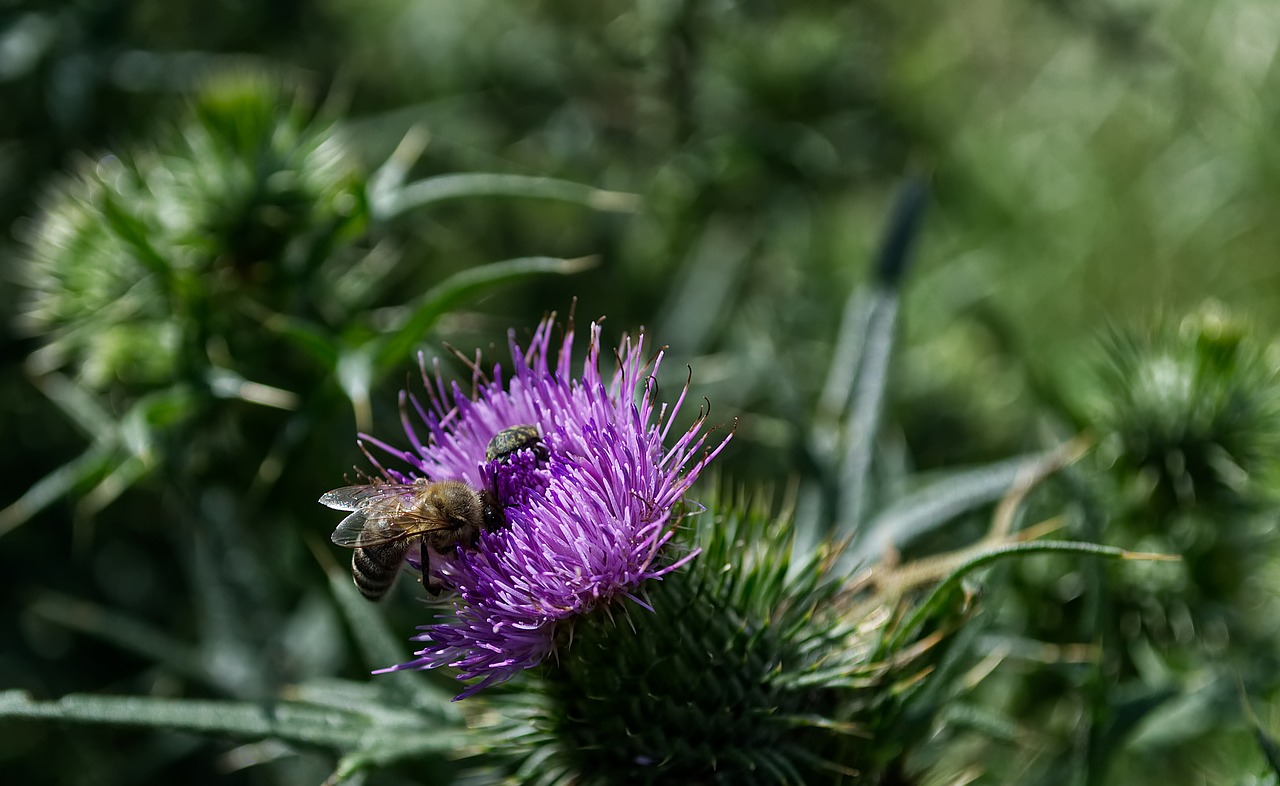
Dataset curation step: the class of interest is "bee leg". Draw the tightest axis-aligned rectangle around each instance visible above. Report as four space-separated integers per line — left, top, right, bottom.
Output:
421 542 445 596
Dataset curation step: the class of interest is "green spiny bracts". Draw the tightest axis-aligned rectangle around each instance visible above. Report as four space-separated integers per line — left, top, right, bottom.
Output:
18 69 364 391
491 492 972 786
1071 305 1280 657
1086 302 1280 516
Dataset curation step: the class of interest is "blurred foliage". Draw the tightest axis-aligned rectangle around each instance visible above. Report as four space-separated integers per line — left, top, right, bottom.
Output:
4 0 1280 784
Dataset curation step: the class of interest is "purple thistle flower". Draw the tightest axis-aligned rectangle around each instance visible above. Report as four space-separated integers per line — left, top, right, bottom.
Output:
357 317 731 698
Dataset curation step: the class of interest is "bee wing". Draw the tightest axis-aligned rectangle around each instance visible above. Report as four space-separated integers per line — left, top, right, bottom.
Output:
319 483 415 512
324 483 416 547
330 507 457 547
329 508 375 546
324 483 456 547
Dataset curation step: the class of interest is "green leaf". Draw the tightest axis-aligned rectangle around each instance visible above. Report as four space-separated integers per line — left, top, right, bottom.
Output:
835 286 900 534
811 289 873 467
0 690 467 756
374 172 640 220
372 255 597 374
938 702 1024 746
206 368 300 410
366 126 429 213
829 179 928 535
0 690 361 746
849 450 1058 564
76 453 152 519
32 371 115 437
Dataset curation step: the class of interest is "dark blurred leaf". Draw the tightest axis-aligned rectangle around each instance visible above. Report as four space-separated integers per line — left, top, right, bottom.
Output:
30 594 209 686
1088 685 1183 781
1256 722 1280 776
0 442 117 539
264 314 341 369
321 544 459 719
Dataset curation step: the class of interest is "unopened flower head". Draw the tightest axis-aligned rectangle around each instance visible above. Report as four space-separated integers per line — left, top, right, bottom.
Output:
359 317 731 697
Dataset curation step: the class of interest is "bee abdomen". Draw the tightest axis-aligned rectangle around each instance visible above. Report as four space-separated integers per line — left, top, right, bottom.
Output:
352 542 411 601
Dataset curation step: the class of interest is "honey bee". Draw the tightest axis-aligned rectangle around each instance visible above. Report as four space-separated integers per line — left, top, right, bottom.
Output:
486 424 542 462
321 478 504 599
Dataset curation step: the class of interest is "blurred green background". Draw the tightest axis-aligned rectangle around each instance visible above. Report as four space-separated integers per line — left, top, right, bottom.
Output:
4 1 1280 783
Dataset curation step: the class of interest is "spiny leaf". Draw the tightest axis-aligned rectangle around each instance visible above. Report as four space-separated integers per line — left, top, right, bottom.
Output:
0 690 468 758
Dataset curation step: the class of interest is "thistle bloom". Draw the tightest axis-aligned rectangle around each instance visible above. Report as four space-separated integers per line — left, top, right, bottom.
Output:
360 317 730 697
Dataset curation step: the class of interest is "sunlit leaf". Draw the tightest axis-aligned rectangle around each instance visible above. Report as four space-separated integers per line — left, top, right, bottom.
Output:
849 451 1058 564
373 255 597 374
373 172 640 220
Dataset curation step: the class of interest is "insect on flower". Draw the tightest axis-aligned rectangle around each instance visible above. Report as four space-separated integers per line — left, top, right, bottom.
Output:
321 479 504 598
328 315 731 697
485 424 542 463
